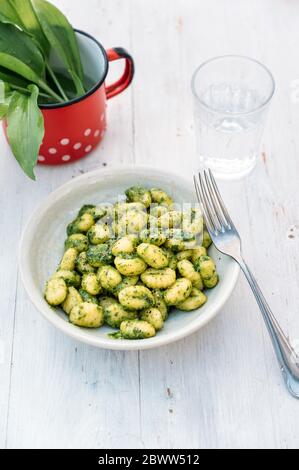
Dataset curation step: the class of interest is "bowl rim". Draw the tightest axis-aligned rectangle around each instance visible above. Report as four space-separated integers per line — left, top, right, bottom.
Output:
19 165 239 351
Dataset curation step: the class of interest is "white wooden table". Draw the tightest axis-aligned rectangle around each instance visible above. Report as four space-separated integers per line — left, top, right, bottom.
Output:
1 0 299 449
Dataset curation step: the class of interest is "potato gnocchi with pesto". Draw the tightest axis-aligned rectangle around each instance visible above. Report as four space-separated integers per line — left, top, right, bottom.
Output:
44 186 219 340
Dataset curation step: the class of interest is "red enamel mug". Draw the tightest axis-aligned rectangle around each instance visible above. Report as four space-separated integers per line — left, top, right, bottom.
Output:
35 30 134 165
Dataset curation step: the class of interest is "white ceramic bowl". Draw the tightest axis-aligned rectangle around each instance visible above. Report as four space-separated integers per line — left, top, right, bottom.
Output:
19 166 239 350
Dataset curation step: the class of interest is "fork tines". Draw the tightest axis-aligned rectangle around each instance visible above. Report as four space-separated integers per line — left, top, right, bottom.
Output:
193 169 234 234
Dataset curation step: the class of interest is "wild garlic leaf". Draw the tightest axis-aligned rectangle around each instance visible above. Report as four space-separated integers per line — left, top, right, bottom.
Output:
0 102 9 119
0 22 45 82
68 69 85 96
0 12 19 26
0 0 23 28
0 22 63 102
0 80 11 119
7 84 45 180
0 66 32 89
9 0 50 56
0 103 8 119
31 0 85 91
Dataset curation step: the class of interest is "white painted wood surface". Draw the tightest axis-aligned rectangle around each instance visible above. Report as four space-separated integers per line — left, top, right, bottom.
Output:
1 0 299 449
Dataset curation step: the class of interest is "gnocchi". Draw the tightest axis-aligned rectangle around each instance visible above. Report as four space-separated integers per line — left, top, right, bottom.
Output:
126 186 152 209
111 235 137 256
87 244 114 267
45 278 67 306
102 300 138 328
150 188 173 207
176 250 193 262
194 256 219 289
158 211 183 229
67 213 94 236
76 251 95 274
60 248 78 271
119 210 148 234
62 287 82 315
140 228 166 247
192 246 207 263
194 256 216 280
164 278 193 306
137 243 169 269
79 289 99 305
166 250 178 270
88 223 110 245
119 285 155 311
120 320 156 339
164 229 197 252
52 270 81 288
202 230 212 249
81 273 102 295
65 234 88 252
112 275 139 296
177 260 203 290
44 185 219 340
114 254 147 276
141 267 176 289
98 266 122 291
150 205 169 218
152 289 168 320
75 212 95 232
70 302 104 328
177 288 207 311
115 201 146 215
140 308 164 331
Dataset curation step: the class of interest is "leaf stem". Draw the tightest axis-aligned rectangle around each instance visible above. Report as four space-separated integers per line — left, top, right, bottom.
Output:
46 63 68 102
37 80 65 103
10 84 53 100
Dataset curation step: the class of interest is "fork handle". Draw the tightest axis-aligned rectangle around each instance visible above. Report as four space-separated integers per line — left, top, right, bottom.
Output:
237 258 299 398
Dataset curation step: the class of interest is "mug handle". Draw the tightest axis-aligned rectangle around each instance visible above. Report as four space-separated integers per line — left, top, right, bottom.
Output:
105 48 135 100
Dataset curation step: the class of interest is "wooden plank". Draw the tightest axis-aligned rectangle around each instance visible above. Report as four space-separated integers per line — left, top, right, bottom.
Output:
4 0 138 449
131 0 299 449
0 143 27 449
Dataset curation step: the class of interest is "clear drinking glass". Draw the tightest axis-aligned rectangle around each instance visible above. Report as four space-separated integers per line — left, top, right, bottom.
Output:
191 55 275 180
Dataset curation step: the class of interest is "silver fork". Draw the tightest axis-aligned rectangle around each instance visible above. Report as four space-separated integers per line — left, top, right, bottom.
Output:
194 169 299 398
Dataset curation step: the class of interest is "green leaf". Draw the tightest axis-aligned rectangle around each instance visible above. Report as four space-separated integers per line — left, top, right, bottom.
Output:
0 79 11 95
0 102 9 119
0 0 23 27
0 80 11 119
9 0 50 56
45 63 69 101
0 22 45 81
31 0 84 84
46 69 77 99
0 66 31 89
7 84 45 180
68 69 85 96
0 96 11 121
0 22 63 102
0 12 18 25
